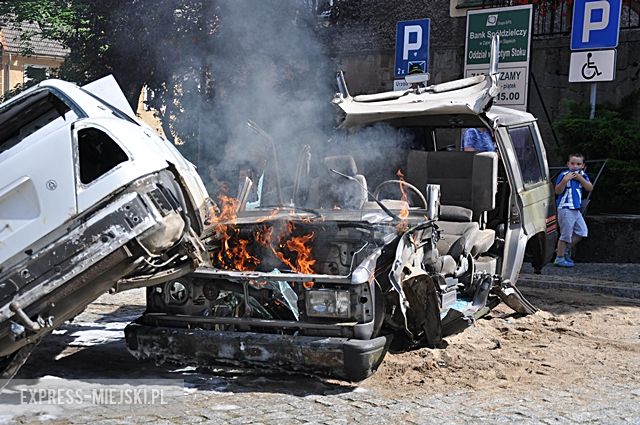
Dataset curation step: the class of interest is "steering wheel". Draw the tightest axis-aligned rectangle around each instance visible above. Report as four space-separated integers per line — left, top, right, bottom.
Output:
373 180 428 209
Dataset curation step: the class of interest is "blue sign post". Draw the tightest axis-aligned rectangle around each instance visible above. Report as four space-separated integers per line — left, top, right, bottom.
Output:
571 0 622 50
394 19 430 78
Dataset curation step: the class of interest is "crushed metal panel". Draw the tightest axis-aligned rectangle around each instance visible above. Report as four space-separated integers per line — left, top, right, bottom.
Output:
82 75 137 120
125 323 389 382
335 74 497 128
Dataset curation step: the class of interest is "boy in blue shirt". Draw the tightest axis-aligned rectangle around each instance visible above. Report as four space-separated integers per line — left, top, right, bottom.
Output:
554 153 593 267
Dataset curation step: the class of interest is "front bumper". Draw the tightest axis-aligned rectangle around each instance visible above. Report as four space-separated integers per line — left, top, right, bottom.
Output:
124 323 389 382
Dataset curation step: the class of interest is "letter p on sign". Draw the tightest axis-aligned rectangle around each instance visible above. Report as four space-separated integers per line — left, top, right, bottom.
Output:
582 1 609 42
403 25 422 60
571 0 621 50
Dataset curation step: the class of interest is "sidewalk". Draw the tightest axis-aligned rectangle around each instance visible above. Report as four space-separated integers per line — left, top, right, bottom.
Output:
519 263 640 299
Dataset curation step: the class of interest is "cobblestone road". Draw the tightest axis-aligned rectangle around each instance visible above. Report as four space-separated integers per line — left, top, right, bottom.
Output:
3 264 640 424
8 376 640 424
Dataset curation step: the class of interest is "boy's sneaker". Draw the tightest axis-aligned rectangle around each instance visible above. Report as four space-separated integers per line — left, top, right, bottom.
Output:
554 256 574 267
563 253 575 266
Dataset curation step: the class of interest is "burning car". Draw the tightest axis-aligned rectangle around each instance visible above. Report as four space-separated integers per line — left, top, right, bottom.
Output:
125 44 558 381
0 76 211 380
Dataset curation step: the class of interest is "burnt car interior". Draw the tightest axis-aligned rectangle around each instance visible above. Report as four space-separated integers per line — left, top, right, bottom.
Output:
308 120 510 280
126 115 521 382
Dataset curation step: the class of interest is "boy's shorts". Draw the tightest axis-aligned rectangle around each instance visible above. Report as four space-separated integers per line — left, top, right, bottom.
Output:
558 207 588 243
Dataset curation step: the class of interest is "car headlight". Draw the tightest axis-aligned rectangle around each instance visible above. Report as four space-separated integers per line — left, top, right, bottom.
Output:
306 290 351 318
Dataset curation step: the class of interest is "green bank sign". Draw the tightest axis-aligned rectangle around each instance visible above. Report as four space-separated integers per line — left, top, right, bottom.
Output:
464 5 533 111
466 6 531 65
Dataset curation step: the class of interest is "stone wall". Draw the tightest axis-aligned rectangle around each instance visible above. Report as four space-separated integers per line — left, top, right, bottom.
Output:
575 215 640 263
328 7 640 166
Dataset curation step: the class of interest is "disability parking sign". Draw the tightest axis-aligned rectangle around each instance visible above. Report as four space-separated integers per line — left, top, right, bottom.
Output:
465 5 533 111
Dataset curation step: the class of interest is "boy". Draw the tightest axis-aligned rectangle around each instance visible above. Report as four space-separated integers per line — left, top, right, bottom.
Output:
554 153 593 267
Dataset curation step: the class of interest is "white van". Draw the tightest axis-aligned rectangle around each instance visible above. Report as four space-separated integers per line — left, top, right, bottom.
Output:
0 76 210 379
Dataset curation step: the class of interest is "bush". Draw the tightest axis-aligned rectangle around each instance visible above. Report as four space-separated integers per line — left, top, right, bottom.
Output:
554 93 640 214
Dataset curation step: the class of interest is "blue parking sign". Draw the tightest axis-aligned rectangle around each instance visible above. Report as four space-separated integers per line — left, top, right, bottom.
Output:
571 0 622 50
395 19 430 78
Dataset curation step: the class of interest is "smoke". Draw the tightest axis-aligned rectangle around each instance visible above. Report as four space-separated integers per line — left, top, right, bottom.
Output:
145 0 415 207
163 1 332 197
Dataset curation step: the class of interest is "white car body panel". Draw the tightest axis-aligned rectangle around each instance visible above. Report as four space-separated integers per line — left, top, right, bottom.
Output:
82 75 137 120
0 115 77 265
335 75 499 128
0 76 210 267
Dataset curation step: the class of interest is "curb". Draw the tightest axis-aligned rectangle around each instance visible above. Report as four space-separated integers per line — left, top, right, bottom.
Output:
518 274 640 299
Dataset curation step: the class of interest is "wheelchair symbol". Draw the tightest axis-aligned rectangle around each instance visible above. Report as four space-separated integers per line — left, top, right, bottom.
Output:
581 53 602 80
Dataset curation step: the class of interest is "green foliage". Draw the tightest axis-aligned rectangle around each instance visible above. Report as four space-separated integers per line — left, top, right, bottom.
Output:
0 1 332 196
554 94 640 214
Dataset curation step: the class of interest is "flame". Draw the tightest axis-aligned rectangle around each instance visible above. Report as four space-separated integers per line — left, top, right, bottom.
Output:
281 222 316 289
396 169 409 232
283 226 316 274
210 195 260 271
210 195 316 281
256 222 316 286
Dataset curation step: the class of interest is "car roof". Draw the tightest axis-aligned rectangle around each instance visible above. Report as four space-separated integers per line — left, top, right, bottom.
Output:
334 74 535 129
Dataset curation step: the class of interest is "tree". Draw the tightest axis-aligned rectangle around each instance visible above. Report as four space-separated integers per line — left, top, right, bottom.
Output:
0 1 334 194
0 0 215 109
554 92 640 214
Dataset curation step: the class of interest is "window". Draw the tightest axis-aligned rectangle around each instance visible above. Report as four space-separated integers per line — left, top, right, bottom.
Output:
508 125 545 186
78 128 128 184
0 90 74 154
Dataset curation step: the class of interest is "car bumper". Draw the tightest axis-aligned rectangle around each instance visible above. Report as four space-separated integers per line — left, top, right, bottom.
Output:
124 323 389 382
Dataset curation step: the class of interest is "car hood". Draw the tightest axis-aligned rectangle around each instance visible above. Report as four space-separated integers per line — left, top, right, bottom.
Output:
334 74 500 129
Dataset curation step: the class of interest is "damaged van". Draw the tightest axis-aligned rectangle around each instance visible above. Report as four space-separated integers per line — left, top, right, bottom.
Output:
125 42 558 381
0 76 211 379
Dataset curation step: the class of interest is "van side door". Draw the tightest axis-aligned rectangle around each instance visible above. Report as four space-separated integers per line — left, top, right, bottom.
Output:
500 123 557 268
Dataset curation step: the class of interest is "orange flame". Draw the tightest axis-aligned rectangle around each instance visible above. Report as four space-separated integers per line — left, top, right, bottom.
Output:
210 195 261 271
396 169 409 232
210 195 316 281
282 222 316 289
256 222 316 287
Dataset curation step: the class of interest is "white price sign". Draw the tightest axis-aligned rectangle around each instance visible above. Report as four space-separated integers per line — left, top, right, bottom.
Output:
465 66 527 106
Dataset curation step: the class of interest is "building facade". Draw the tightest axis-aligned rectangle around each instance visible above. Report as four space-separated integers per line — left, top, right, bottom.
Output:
0 22 69 96
326 0 640 160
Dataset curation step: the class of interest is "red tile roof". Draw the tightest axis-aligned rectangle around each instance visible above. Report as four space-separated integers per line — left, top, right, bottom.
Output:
1 22 69 58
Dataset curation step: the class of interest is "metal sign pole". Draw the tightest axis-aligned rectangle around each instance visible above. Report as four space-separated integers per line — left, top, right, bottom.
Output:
589 82 597 119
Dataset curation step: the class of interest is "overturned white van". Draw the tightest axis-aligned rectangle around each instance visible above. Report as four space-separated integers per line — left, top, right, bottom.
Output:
0 76 211 379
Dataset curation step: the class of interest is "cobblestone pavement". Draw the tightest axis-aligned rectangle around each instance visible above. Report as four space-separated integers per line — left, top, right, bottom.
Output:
520 263 640 298
522 262 640 284
3 267 640 424
8 375 640 424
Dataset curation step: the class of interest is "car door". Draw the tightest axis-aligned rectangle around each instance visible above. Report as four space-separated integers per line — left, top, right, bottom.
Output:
496 122 556 279
506 123 552 237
